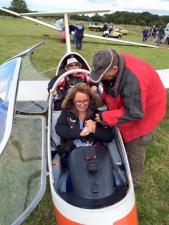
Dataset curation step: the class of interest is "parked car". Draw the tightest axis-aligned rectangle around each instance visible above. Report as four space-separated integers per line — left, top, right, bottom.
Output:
102 30 122 38
114 28 129 35
88 22 103 32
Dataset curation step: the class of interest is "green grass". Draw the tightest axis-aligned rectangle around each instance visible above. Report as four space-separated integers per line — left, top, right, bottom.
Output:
0 17 169 225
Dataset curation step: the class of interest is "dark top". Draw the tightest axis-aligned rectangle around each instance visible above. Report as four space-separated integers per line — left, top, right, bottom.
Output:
55 107 114 151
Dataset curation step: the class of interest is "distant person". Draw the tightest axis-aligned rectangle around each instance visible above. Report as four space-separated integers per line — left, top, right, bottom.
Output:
156 25 165 46
142 27 149 42
166 35 169 45
108 23 113 35
102 23 108 32
150 25 157 38
89 49 166 189
74 23 85 50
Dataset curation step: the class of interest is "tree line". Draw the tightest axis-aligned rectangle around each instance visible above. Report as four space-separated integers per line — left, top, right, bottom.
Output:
71 11 169 27
1 0 169 27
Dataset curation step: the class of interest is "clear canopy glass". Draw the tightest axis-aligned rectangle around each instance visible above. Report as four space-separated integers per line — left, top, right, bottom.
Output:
0 59 21 144
0 116 46 225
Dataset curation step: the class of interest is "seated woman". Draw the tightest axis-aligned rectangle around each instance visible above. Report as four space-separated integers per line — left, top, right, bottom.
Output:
55 83 114 159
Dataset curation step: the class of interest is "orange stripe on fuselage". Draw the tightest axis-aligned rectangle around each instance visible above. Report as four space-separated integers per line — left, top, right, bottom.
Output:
54 204 138 225
54 207 82 225
114 204 138 225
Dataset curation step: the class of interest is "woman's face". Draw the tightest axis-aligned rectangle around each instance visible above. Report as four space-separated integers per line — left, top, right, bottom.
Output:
74 92 89 113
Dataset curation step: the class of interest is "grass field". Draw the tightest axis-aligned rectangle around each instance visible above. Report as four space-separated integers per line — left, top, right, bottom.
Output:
0 17 169 225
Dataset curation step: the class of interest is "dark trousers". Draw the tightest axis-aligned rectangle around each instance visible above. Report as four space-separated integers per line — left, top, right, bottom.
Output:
75 37 83 50
143 36 147 42
125 131 154 187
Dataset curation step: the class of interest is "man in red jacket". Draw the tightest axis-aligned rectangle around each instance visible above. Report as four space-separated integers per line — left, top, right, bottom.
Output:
89 49 166 188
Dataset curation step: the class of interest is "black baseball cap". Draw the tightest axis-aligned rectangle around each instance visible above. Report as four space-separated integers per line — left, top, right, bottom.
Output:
90 49 115 82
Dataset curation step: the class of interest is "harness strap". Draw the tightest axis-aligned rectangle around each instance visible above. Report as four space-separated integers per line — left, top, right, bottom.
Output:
84 146 97 174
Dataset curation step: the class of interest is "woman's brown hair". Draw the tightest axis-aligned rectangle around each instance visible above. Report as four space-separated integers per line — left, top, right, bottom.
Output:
62 83 98 109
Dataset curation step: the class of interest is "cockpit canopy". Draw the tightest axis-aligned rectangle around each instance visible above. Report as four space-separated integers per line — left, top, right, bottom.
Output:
0 42 49 154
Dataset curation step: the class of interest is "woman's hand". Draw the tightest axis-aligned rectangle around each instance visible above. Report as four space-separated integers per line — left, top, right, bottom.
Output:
85 120 96 133
80 120 95 136
80 126 91 136
80 119 97 136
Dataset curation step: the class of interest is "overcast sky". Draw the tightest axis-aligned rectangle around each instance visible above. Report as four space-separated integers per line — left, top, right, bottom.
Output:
1 0 169 16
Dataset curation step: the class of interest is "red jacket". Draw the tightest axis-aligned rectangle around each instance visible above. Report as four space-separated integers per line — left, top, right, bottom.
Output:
101 54 166 143
57 73 92 88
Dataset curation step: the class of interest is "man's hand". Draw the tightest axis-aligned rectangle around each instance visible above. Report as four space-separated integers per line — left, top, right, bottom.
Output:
49 89 57 96
95 114 101 123
90 85 98 95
